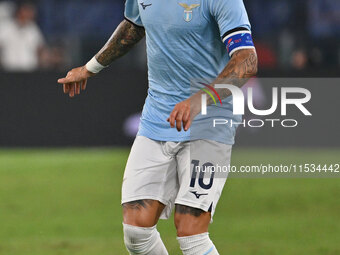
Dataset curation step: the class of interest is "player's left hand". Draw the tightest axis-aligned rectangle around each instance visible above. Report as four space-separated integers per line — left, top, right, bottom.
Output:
167 97 200 132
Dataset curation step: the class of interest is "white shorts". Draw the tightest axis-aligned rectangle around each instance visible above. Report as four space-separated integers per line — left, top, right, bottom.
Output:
121 136 232 220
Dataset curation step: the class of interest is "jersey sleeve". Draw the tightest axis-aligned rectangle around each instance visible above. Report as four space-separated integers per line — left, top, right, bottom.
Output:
124 0 143 27
208 0 255 56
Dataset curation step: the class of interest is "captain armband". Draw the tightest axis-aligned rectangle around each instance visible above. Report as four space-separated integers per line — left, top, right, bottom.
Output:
222 29 255 57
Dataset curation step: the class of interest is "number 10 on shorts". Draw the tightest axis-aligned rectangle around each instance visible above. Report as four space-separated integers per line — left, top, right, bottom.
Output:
190 160 215 190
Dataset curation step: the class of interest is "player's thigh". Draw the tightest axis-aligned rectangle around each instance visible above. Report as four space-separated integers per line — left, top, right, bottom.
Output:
123 199 165 227
174 140 232 234
122 136 178 226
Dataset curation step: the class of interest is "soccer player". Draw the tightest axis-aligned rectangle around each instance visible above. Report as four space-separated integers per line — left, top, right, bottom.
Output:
58 0 257 254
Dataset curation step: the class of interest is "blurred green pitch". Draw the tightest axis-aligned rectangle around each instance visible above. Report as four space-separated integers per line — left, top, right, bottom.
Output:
0 148 339 255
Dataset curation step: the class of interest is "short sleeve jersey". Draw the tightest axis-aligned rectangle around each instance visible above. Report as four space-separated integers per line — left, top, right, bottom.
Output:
125 0 254 144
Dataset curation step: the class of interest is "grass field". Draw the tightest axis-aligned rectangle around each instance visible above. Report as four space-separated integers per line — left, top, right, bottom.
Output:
0 148 339 255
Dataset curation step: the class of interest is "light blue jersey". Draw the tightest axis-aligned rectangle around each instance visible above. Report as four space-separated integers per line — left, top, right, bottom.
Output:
124 0 254 144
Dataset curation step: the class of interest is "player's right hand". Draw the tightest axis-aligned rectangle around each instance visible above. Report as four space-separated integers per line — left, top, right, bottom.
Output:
57 66 95 98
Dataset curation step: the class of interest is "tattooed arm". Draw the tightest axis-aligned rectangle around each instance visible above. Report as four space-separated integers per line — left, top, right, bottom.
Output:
203 48 258 106
168 48 258 131
57 20 145 98
95 20 145 66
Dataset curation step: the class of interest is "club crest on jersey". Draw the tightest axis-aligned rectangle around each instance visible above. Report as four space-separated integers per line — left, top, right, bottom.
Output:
179 3 200 22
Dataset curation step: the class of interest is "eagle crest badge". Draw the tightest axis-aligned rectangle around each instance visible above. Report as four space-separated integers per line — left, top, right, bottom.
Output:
179 3 200 22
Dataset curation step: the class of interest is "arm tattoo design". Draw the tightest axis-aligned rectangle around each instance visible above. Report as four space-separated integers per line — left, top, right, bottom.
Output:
95 20 145 66
206 49 258 105
175 204 205 217
122 199 154 211
220 49 258 79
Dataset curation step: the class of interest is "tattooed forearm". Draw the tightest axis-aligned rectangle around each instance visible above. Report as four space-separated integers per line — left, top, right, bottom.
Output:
122 199 154 210
220 49 258 79
95 20 145 66
175 204 205 217
205 49 258 105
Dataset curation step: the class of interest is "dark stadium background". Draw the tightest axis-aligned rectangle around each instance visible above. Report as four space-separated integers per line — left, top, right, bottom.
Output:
0 1 339 255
